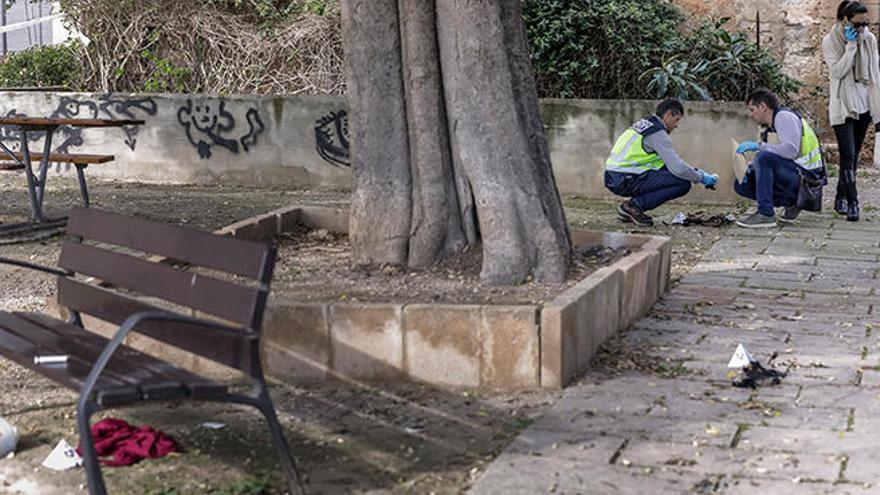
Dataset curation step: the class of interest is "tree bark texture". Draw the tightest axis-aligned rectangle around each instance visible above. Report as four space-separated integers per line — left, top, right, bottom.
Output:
341 0 571 285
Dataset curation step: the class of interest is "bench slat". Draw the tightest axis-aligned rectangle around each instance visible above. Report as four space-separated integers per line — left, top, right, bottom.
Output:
66 207 272 280
0 315 138 403
57 277 257 373
0 311 227 407
20 312 227 401
7 152 114 164
0 313 185 398
0 312 185 400
59 242 259 327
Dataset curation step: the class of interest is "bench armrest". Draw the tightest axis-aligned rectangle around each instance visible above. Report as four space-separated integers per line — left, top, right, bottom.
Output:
78 311 253 407
0 256 72 277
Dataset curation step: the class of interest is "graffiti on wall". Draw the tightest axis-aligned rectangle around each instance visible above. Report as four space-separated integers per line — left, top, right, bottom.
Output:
0 95 158 169
177 100 266 159
315 110 350 167
0 112 24 152
52 95 158 152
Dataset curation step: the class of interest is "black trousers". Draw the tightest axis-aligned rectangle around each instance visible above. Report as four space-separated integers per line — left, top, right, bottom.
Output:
832 112 871 203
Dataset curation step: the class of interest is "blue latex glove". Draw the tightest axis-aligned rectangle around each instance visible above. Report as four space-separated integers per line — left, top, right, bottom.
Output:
845 25 858 42
736 141 760 154
700 170 718 188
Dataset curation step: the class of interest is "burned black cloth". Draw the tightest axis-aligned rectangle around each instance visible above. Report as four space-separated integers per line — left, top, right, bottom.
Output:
732 361 788 389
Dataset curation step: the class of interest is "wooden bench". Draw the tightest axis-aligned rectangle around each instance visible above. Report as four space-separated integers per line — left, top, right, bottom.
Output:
0 207 305 495
0 152 115 207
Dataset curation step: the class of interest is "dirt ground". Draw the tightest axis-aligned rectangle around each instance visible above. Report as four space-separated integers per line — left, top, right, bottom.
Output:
0 173 741 494
273 225 629 305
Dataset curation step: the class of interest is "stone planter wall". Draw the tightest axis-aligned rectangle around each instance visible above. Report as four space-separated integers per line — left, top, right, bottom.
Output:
223 206 671 390
51 206 671 390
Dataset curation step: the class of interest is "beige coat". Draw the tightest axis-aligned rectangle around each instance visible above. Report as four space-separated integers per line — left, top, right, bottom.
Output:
822 28 880 126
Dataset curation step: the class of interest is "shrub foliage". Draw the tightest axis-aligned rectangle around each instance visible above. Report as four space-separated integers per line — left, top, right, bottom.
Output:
522 0 801 101
0 43 81 88
0 0 797 99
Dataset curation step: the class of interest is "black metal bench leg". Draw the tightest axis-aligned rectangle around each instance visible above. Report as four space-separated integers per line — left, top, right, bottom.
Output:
255 390 306 495
77 399 108 495
231 382 306 495
75 164 90 207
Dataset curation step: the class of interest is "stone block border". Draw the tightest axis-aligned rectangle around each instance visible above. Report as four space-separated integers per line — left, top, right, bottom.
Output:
51 206 669 390
219 205 670 390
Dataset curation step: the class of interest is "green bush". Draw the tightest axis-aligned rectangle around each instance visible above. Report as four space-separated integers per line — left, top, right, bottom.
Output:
678 19 801 101
0 43 81 89
522 0 801 101
523 0 684 99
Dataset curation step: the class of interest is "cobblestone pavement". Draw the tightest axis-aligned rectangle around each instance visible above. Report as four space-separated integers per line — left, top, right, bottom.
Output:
471 193 880 493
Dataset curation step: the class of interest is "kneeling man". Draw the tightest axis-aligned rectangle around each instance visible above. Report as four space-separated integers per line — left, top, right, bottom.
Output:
605 98 718 226
734 88 826 228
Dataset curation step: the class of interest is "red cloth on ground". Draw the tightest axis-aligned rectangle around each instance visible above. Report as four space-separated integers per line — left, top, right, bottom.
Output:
76 418 177 467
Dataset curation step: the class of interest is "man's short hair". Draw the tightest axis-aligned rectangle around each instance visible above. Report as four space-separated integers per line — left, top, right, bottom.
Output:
655 98 684 118
746 88 780 111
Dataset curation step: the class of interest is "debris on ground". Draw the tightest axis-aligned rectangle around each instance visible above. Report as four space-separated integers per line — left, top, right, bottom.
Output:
42 439 81 471
728 346 791 389
274 223 630 305
667 211 736 227
77 418 178 467
596 334 695 378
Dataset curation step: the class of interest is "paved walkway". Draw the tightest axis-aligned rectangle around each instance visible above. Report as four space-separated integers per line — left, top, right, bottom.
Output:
471 209 880 494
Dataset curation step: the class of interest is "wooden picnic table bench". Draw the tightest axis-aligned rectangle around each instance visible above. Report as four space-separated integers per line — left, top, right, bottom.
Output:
0 116 143 224
0 152 116 206
0 207 305 495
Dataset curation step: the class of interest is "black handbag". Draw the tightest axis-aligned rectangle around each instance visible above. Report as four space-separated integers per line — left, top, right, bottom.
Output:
796 170 824 212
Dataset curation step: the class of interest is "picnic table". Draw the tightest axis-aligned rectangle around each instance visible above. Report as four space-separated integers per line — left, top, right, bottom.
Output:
0 116 144 242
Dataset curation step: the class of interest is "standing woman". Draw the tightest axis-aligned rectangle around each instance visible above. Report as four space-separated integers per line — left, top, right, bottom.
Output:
823 1 880 221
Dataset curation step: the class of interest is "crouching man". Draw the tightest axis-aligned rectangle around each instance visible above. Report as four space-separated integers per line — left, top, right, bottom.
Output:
734 88 826 228
605 98 718 226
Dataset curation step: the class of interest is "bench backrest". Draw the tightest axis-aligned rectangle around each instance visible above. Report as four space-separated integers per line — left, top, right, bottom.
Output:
56 207 276 373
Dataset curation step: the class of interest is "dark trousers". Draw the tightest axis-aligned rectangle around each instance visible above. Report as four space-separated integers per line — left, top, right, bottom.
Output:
832 112 871 203
605 168 692 211
733 151 800 217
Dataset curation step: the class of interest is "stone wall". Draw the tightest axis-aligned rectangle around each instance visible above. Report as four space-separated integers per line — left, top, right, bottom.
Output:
543 99 755 204
0 92 353 188
0 92 762 204
673 0 880 131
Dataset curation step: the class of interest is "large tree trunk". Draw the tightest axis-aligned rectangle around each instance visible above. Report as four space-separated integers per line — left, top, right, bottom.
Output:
341 0 571 285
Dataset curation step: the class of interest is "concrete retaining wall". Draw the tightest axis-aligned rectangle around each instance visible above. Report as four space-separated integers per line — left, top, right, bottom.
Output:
222 206 671 390
48 205 671 390
0 92 758 203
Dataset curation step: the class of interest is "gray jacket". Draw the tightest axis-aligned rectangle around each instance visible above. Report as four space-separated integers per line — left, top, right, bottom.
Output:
641 122 703 183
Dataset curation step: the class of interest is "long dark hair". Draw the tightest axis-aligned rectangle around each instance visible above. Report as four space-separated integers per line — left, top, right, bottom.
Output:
838 1 868 21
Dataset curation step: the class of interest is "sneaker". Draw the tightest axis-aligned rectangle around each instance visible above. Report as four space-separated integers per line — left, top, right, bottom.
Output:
617 200 654 226
735 212 777 228
778 206 800 224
